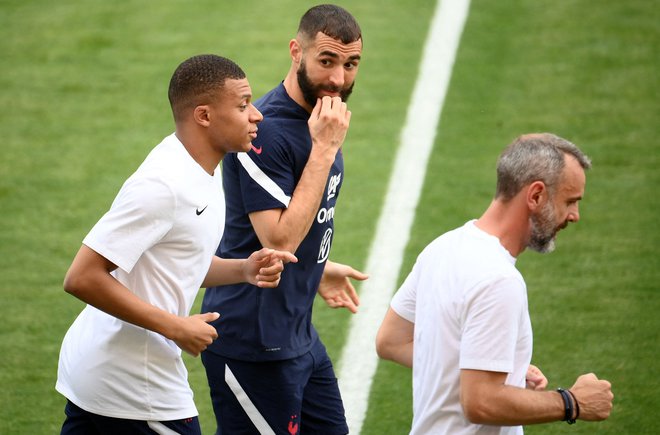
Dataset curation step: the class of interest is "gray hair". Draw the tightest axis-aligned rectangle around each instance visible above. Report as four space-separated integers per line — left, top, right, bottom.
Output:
495 133 592 200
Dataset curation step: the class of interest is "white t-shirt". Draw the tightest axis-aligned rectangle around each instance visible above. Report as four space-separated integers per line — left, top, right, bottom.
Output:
391 220 533 435
56 133 225 420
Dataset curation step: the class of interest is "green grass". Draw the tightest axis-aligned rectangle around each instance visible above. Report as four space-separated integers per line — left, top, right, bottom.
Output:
366 1 660 434
1 0 658 434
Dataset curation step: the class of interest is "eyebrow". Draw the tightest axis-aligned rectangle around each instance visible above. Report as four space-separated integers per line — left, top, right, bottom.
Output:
318 50 361 61
567 194 583 202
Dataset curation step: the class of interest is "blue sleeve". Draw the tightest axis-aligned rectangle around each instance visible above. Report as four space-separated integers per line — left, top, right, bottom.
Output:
232 118 308 213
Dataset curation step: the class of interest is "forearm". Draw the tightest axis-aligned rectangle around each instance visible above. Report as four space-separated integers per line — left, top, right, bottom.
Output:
483 388 564 425
64 263 181 341
461 371 566 425
377 342 413 368
201 256 247 287
258 149 335 252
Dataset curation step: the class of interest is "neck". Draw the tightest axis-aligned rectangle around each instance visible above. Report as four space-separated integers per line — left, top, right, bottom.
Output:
475 198 529 257
174 131 222 176
282 68 313 113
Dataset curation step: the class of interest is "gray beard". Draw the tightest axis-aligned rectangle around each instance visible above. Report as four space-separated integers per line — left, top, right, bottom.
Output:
528 201 558 254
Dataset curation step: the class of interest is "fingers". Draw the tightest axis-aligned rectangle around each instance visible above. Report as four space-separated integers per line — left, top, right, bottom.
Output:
199 311 220 323
308 96 351 150
255 248 298 264
333 262 369 282
177 314 220 357
271 250 298 264
347 268 369 281
318 96 348 117
345 282 360 307
310 97 322 119
571 373 614 421
252 248 274 262
342 296 359 314
525 364 547 390
255 261 285 288
325 294 358 313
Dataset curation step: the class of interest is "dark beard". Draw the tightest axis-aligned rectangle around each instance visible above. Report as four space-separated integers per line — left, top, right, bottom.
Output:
297 61 354 108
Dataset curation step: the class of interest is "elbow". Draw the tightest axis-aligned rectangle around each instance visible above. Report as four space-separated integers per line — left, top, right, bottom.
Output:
461 395 495 425
257 229 302 254
375 338 389 360
462 405 486 425
375 336 402 365
375 330 392 361
375 325 413 368
265 238 299 254
63 269 87 299
63 273 79 297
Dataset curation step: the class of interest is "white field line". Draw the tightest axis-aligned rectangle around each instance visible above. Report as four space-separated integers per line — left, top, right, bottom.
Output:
336 0 471 433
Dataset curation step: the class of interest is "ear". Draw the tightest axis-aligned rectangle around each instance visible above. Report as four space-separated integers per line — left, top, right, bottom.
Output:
289 38 302 64
193 105 211 127
526 181 547 211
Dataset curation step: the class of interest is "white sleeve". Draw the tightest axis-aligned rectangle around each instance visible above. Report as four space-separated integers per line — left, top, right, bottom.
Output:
459 275 527 373
390 258 421 323
83 176 175 273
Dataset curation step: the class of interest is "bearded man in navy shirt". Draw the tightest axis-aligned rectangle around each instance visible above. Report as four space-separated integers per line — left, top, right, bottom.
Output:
201 5 368 435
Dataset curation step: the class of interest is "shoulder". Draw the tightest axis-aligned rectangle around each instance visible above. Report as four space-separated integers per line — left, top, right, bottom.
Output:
117 173 176 218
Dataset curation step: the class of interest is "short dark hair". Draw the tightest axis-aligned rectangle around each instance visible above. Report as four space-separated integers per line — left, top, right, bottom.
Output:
298 4 362 44
495 133 592 200
168 54 246 121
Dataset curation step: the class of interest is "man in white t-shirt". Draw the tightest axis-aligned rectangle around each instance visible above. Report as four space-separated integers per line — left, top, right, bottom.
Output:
376 134 613 434
55 55 307 434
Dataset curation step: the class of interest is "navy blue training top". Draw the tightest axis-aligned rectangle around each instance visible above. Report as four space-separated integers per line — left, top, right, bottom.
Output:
202 83 344 361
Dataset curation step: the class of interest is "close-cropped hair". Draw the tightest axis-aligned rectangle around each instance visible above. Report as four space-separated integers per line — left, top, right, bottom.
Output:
168 54 246 121
495 133 592 200
298 4 362 44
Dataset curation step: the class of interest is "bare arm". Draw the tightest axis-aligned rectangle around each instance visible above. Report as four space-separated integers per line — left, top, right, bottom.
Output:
63 245 219 356
460 369 613 425
201 248 298 288
375 307 414 368
250 96 350 252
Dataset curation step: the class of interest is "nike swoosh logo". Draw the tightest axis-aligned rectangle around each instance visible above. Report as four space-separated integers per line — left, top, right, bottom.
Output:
196 205 208 216
251 144 262 155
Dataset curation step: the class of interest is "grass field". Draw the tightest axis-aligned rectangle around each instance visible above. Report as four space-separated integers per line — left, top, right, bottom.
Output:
1 0 658 433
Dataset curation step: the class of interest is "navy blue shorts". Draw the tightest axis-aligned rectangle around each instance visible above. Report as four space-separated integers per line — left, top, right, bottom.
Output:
60 400 201 435
201 338 348 435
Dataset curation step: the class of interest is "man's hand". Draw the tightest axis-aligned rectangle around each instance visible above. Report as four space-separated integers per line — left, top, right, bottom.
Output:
308 96 351 158
526 364 548 390
170 312 220 357
243 248 298 288
570 373 613 421
317 260 367 313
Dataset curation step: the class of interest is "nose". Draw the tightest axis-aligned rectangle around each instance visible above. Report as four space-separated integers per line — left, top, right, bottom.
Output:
251 105 263 123
567 204 580 223
328 66 345 88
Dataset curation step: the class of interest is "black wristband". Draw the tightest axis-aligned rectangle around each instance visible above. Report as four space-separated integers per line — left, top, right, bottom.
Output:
557 388 576 424
567 389 580 421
